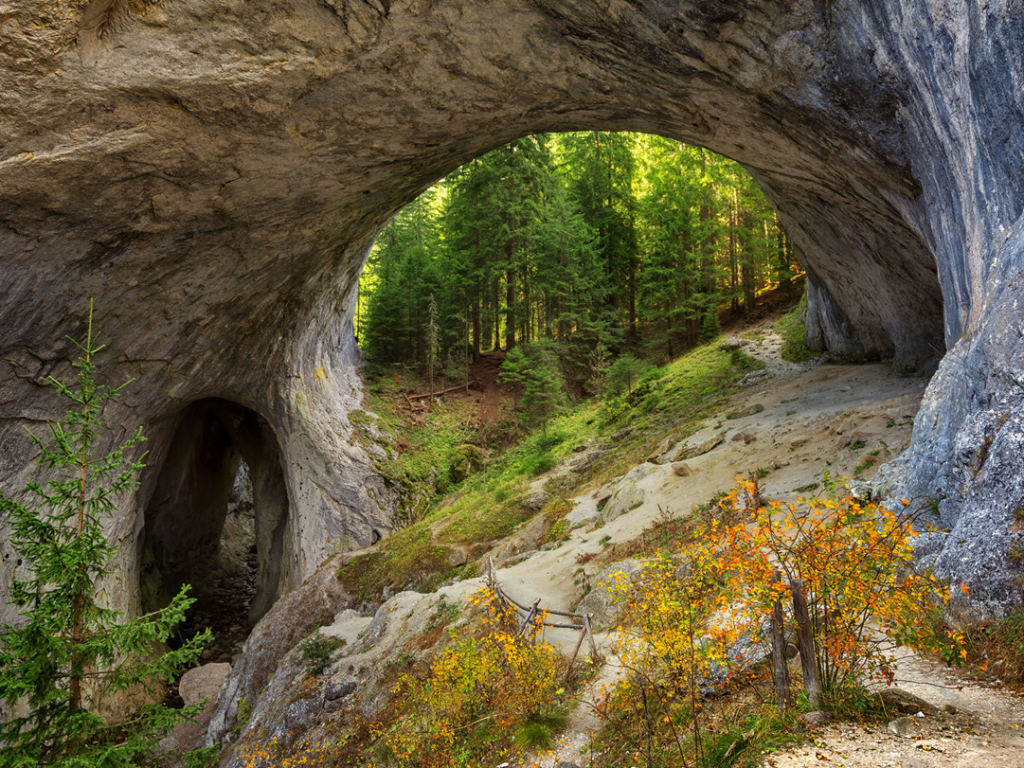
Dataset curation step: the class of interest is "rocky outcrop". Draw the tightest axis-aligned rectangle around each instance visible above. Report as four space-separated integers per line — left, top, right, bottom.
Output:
1 0 1024 619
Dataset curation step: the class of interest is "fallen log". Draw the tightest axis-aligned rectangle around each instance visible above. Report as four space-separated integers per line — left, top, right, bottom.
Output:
406 380 480 400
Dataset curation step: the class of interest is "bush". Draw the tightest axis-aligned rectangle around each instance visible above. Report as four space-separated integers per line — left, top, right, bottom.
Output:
606 354 650 398
598 475 964 766
298 632 344 677
521 450 557 477
370 588 564 768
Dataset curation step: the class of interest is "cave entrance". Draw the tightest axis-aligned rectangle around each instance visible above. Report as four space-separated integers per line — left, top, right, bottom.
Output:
140 399 290 660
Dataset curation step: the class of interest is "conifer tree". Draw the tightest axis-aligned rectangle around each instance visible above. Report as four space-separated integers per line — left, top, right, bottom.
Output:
516 342 567 433
0 306 211 767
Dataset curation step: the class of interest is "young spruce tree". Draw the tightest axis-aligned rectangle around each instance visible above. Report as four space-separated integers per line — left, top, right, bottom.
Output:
0 306 211 767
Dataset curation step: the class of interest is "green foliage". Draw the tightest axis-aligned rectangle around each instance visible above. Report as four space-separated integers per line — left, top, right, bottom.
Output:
501 341 568 432
298 632 344 677
336 524 458 602
605 354 650 398
776 291 816 363
0 306 210 768
369 394 475 524
358 131 798 374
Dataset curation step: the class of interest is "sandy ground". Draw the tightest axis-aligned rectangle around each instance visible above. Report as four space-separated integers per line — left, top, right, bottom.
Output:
768 652 1024 768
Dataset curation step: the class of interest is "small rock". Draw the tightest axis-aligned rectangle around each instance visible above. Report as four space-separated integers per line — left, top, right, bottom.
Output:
671 462 693 477
655 435 679 455
737 370 770 387
446 547 467 566
799 710 831 727
846 479 873 501
886 715 917 737
720 338 743 350
731 430 757 444
522 490 549 511
680 434 725 459
728 403 765 419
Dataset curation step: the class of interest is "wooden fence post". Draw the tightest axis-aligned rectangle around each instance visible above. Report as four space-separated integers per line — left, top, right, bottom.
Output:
791 577 821 709
770 571 791 715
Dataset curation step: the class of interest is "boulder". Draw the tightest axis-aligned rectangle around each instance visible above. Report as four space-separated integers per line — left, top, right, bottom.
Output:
872 688 939 715
522 489 550 511
178 663 231 708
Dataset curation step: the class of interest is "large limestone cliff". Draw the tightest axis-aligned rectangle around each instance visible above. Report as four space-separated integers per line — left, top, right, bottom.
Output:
1 0 1022 618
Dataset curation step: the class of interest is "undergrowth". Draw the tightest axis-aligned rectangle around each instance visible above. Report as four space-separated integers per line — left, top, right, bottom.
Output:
965 610 1024 690
339 340 766 601
775 291 816 363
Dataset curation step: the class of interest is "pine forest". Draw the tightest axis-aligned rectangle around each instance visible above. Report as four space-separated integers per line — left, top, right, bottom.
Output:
357 132 800 387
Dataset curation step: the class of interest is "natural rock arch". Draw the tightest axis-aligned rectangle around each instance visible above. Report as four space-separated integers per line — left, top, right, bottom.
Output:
1 0 1023 619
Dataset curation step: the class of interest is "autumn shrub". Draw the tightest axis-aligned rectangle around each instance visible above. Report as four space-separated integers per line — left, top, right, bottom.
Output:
716 475 965 697
600 542 745 768
597 475 964 766
369 587 564 768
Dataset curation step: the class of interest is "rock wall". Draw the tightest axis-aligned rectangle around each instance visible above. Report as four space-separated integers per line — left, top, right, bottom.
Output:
0 0 1022 617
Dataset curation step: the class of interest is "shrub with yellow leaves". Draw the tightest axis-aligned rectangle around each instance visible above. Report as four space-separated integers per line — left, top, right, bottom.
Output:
596 475 965 767
717 474 965 695
368 587 564 768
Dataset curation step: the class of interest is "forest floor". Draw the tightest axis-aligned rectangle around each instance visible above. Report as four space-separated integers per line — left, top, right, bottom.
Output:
769 651 1024 768
468 349 507 425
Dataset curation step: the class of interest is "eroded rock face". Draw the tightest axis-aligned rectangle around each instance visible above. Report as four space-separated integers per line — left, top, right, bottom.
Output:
0 0 1022 616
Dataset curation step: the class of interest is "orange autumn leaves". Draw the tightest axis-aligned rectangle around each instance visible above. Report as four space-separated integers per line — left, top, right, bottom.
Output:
614 476 963 703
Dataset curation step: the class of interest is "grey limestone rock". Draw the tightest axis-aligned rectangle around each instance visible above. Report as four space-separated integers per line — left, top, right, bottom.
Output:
3 0 1024 629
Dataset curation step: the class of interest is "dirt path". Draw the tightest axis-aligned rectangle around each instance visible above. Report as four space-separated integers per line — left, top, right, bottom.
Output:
770 653 1024 768
469 350 507 424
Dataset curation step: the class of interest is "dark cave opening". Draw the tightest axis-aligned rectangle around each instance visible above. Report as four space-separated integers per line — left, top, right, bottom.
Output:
140 398 290 662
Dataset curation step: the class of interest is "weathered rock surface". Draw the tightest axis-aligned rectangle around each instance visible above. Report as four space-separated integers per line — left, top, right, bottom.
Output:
179 662 232 708
1 0 1024 623
206 554 349 746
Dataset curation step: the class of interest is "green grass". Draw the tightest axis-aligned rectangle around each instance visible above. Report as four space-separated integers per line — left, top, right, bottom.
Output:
776 292 817 363
342 337 770 601
359 373 477 522
336 524 459 601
